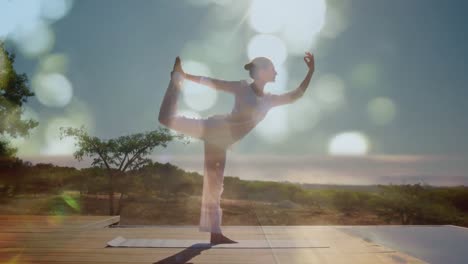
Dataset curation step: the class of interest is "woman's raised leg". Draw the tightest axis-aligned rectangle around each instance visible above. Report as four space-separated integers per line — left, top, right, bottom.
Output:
158 69 205 140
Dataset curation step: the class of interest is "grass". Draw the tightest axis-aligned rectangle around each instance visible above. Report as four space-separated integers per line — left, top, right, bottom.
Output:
0 192 386 226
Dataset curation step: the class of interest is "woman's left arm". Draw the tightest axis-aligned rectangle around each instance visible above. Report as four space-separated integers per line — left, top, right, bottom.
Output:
270 52 315 107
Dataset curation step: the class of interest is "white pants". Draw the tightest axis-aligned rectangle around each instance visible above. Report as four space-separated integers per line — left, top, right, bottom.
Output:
158 77 233 234
198 142 227 233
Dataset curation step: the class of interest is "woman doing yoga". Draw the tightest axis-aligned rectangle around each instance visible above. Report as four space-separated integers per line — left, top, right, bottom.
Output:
158 52 315 244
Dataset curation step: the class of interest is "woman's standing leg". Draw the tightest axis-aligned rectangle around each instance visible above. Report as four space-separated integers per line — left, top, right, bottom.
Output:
199 142 227 234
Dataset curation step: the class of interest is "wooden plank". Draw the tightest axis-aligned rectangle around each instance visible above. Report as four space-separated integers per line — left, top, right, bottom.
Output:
0 214 120 229
0 215 428 263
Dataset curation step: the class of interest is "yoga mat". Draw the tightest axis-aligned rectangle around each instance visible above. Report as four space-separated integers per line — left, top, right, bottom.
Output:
106 236 329 248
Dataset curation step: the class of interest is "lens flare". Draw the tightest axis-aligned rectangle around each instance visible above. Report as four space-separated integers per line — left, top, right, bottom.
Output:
0 2 16 39
313 74 345 111
40 0 74 21
186 0 233 6
61 192 80 212
321 3 349 39
41 117 80 155
351 63 379 89
255 107 289 144
287 97 321 132
11 20 55 58
0 0 42 39
201 30 244 65
248 34 287 66
367 97 397 125
32 73 73 107
37 53 69 74
63 97 95 133
249 0 284 33
181 60 218 111
328 131 370 155
249 0 327 55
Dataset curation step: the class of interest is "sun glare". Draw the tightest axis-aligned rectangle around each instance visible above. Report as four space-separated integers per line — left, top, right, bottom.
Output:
248 0 327 55
247 34 287 66
181 60 218 111
255 107 289 144
328 131 369 155
32 73 73 108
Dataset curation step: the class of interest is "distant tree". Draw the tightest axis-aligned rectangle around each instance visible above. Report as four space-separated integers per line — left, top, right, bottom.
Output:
0 43 39 157
370 184 460 224
333 191 362 215
0 157 31 197
59 125 188 215
133 161 196 200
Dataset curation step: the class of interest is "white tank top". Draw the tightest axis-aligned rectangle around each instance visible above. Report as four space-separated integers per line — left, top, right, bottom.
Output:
230 80 272 121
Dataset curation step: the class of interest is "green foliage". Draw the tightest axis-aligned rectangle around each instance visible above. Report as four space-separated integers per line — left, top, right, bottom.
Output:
132 161 199 199
0 138 17 157
0 156 29 197
59 125 187 171
332 191 361 214
368 184 462 224
2 154 468 226
433 186 468 213
59 126 191 215
78 167 108 194
0 43 39 157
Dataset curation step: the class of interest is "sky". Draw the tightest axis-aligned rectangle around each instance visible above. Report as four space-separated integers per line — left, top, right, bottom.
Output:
1 0 468 185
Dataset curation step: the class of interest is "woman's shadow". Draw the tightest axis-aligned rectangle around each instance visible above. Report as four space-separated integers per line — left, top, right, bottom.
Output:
153 242 217 264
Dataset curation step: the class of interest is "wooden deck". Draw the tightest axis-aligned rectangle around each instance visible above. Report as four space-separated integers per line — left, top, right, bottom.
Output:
0 215 426 263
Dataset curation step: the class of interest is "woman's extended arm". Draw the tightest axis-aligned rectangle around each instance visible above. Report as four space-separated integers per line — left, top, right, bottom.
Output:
185 74 241 94
269 52 315 107
172 56 240 94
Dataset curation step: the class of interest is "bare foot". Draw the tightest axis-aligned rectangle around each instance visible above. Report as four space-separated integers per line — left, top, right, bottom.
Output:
170 57 185 87
173 56 185 76
210 233 238 244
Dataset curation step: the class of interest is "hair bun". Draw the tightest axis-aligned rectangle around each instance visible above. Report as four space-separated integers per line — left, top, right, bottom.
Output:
244 63 251 70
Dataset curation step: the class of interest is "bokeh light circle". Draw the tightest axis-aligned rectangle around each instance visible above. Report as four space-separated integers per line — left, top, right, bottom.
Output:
351 63 379 89
33 73 73 108
328 131 369 155
367 97 397 125
12 20 55 58
255 107 289 144
249 0 284 33
288 97 321 132
181 60 218 111
313 74 345 111
40 0 74 21
41 117 79 155
38 53 69 74
247 34 287 66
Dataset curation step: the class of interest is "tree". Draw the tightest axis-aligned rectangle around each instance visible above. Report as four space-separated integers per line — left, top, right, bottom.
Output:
0 43 39 157
59 125 189 215
0 156 31 197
